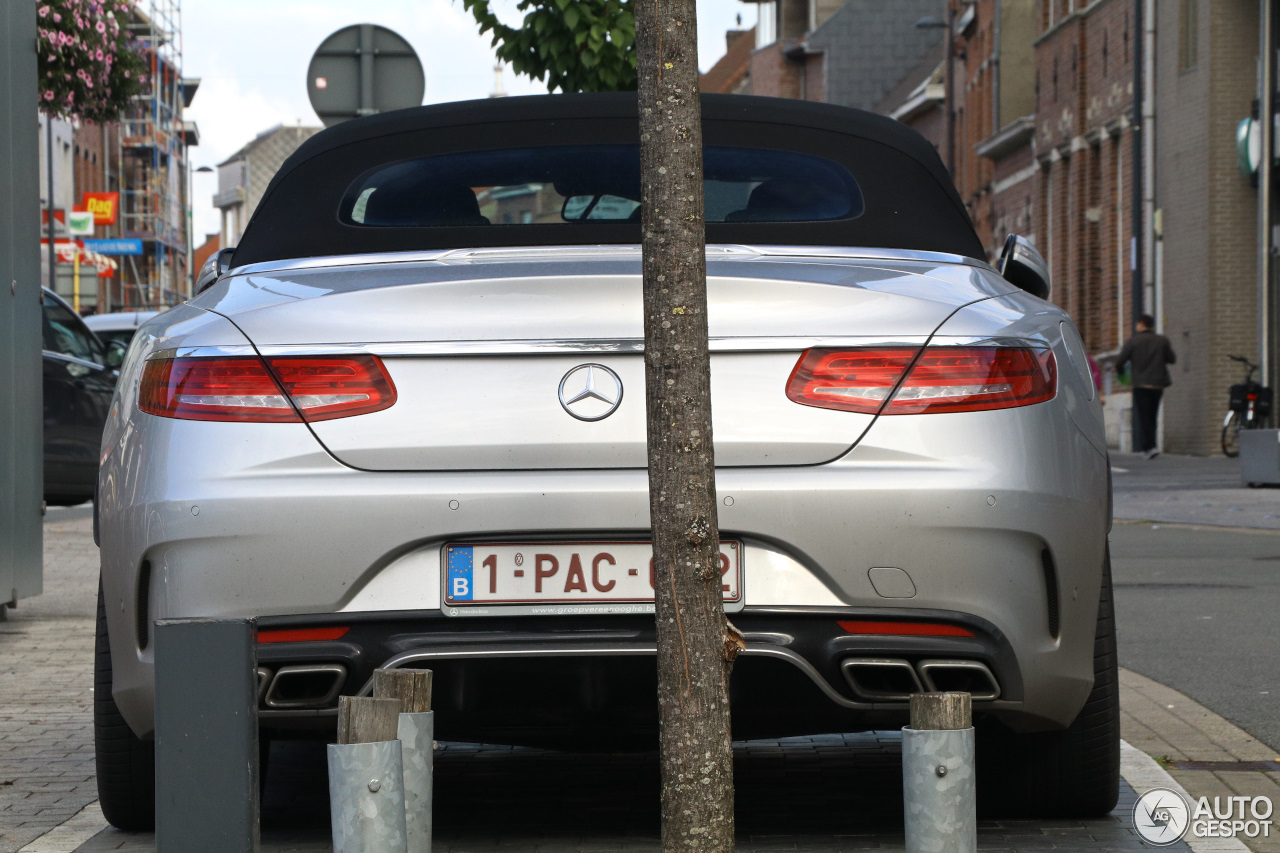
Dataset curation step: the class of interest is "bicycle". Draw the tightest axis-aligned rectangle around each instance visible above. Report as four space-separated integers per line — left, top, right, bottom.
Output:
1221 355 1273 457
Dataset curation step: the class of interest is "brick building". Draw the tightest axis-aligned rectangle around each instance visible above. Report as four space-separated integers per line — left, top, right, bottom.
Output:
1033 0 1138 363
701 27 755 95
744 0 944 109
1155 0 1262 455
215 125 321 247
712 0 1269 454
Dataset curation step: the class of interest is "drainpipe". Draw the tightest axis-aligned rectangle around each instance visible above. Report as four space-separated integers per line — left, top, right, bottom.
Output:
992 0 1001 135
46 115 56 293
1261 0 1275 387
1143 0 1157 326
1130 0 1144 329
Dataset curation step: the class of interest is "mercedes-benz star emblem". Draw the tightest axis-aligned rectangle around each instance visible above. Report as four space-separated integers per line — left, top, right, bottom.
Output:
558 364 623 421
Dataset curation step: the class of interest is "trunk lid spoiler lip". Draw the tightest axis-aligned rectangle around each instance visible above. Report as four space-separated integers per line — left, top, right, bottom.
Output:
219 244 999 280
145 334 1048 362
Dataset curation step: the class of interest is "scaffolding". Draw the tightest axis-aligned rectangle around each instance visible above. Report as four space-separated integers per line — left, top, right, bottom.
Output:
117 0 189 308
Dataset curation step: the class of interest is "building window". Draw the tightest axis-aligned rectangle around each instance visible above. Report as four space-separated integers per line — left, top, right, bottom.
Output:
756 1 776 47
1179 0 1198 71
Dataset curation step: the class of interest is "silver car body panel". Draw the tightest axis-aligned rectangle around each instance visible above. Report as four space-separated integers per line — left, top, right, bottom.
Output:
99 245 1108 740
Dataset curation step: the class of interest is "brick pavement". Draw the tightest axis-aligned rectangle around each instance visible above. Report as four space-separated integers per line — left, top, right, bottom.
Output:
80 736 1171 852
1120 669 1280 853
0 516 99 853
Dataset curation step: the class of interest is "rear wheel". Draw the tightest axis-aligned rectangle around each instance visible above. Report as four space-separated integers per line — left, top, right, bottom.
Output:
94 582 156 830
1222 411 1240 457
976 548 1120 818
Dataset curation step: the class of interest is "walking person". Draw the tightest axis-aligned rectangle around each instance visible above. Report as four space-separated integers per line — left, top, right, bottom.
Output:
1115 314 1176 459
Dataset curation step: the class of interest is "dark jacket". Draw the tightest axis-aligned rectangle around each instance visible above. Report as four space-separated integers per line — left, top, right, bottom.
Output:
1116 330 1177 388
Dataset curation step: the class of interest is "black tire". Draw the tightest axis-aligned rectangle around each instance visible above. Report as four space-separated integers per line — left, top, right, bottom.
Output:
94 581 156 830
1222 411 1240 457
976 548 1120 818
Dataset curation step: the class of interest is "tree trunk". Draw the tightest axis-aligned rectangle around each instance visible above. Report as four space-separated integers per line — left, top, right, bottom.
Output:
634 4 739 851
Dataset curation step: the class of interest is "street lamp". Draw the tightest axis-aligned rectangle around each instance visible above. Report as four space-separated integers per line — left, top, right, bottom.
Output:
187 164 214 299
916 11 956 177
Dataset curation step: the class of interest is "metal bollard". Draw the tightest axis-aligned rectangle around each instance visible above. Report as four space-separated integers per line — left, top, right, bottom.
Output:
903 692 976 853
398 711 434 852
327 739 409 852
372 668 435 853
154 618 259 853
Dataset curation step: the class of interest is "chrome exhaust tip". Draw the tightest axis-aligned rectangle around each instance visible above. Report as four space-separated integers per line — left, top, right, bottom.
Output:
840 658 924 701
255 666 273 706
263 663 347 709
916 659 1001 701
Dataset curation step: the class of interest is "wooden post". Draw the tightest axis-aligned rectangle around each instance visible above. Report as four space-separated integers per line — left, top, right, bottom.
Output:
372 669 433 713
329 696 409 849
336 696 401 744
909 692 971 731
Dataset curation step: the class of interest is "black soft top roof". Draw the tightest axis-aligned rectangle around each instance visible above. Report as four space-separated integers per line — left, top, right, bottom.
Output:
232 93 984 266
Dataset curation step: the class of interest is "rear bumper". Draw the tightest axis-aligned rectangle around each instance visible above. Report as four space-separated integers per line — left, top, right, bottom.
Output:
100 398 1108 742
254 607 1024 746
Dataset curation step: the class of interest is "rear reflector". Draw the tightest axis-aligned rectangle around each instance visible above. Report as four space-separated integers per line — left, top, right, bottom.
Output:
786 346 1055 415
140 355 396 422
257 627 351 644
837 620 975 637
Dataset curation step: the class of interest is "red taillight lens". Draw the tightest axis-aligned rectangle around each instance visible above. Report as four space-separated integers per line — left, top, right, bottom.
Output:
140 356 299 421
139 355 396 422
784 347 919 414
266 357 397 421
786 346 1056 415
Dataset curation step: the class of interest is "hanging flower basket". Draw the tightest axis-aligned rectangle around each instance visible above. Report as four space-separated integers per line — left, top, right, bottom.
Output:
37 0 149 123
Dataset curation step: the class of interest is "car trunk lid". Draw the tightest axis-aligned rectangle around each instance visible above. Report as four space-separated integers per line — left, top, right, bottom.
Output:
196 250 1010 470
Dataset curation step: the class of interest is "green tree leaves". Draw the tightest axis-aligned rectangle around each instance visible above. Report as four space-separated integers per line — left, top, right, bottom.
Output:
462 0 637 93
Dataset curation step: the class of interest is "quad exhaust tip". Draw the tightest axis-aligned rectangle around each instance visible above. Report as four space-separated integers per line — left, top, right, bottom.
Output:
262 663 347 709
840 657 1000 702
840 658 924 701
917 659 1000 700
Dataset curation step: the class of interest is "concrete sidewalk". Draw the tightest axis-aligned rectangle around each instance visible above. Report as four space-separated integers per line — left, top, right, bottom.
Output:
1111 452 1280 529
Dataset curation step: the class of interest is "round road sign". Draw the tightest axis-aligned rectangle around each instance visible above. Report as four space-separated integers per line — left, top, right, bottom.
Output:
307 24 425 127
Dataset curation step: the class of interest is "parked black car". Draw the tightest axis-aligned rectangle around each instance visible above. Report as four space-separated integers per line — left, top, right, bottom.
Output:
42 288 122 505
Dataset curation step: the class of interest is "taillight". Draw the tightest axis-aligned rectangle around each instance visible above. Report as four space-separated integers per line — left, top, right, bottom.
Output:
139 355 397 422
786 346 1055 415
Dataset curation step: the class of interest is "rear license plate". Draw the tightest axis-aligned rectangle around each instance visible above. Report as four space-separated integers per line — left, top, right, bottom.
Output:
442 540 742 616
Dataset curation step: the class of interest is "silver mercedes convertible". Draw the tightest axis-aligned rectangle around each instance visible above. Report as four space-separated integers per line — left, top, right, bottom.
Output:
95 94 1116 828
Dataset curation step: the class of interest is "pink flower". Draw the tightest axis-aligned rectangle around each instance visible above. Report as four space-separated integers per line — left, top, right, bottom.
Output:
38 6 49 17
96 49 104 60
52 12 61 21
96 21 106 33
43 90 54 100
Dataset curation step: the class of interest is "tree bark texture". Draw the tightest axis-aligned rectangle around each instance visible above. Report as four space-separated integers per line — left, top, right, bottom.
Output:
635 2 738 851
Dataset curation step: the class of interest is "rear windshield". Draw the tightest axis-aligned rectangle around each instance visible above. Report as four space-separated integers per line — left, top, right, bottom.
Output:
340 146 864 227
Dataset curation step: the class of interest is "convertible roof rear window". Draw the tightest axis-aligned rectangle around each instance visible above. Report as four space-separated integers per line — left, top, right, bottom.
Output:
341 146 864 227
230 94 987 264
